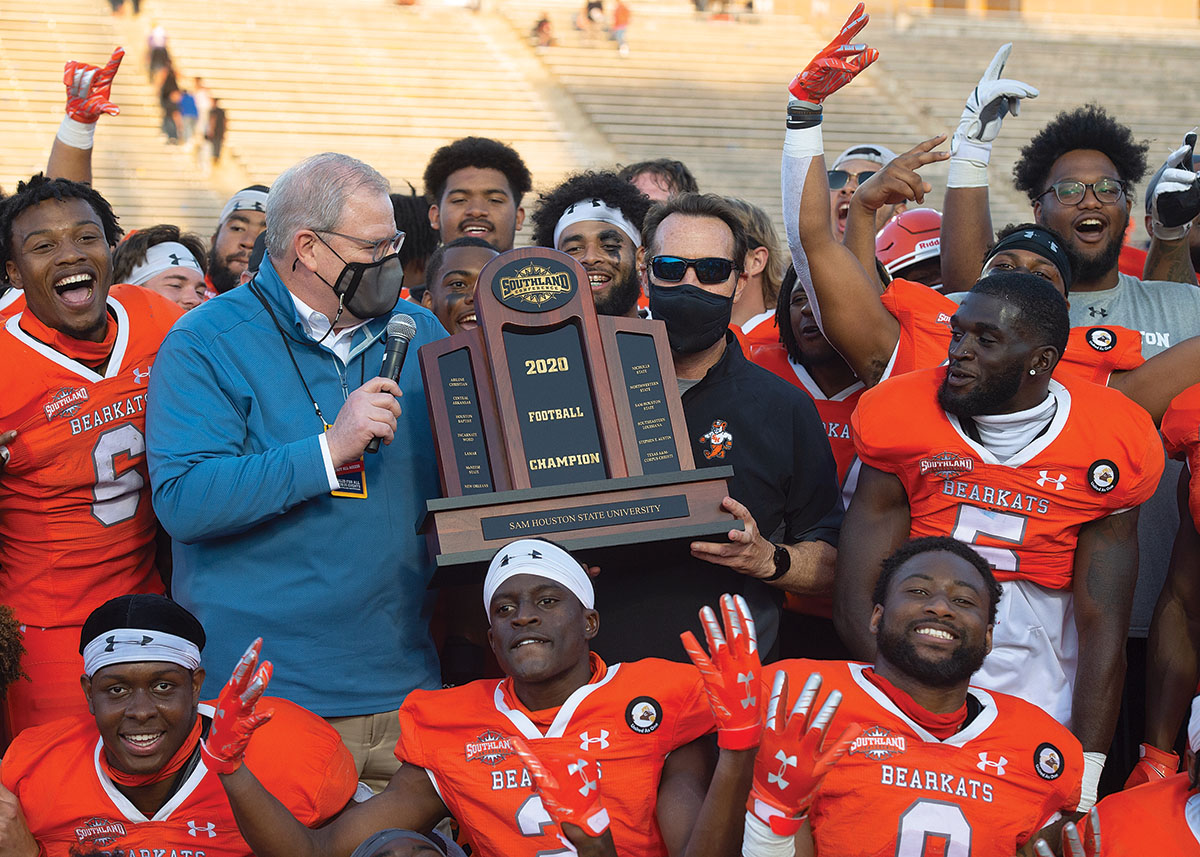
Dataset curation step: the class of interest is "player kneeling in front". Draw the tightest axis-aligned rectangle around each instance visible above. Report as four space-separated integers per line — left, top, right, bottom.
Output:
750 537 1084 857
0 594 356 857
211 537 765 857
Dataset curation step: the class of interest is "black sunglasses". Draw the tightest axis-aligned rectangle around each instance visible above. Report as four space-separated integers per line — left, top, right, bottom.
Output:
649 255 739 285
827 169 877 190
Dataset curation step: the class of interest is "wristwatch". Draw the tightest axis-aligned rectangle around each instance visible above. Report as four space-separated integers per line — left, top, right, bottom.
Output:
765 543 791 582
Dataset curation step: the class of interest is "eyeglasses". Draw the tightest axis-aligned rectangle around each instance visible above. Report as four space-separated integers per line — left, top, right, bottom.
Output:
315 229 406 262
649 255 739 285
827 169 876 190
1036 178 1126 206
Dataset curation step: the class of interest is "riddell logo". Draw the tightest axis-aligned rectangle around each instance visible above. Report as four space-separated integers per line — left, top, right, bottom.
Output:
465 730 513 765
919 452 974 480
916 238 940 253
848 726 907 761
44 386 89 421
75 817 127 845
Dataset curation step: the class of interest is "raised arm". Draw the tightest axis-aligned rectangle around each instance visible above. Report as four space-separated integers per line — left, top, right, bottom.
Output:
781 5 900 385
843 136 950 294
940 44 1038 293
211 642 445 857
833 463 910 659
47 47 123 184
1070 509 1141 810
1142 132 1200 286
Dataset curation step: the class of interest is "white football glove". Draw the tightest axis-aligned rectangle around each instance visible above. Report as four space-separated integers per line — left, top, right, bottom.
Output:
1147 131 1199 241
948 43 1038 187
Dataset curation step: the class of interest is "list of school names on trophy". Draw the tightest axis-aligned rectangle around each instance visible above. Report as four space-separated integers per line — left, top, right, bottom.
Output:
417 247 738 579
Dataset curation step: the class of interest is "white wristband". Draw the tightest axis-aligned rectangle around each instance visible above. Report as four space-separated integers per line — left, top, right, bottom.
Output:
946 157 990 189
784 124 823 159
742 812 796 857
1078 751 1106 812
57 115 97 150
951 137 993 166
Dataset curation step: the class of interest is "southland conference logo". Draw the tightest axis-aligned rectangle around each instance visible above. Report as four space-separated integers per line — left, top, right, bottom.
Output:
465 729 514 765
919 451 974 480
848 726 907 761
498 263 573 307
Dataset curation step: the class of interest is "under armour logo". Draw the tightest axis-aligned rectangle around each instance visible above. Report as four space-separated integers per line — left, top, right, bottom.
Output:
579 730 609 750
133 366 151 384
1037 471 1067 491
104 634 153 652
767 749 797 790
737 671 757 709
976 753 1007 775
187 821 216 838
1089 306 1108 318
498 548 542 567
169 253 182 266
568 759 598 796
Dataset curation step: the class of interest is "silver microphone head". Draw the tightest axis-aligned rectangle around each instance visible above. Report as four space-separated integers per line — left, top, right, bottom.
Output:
386 313 418 343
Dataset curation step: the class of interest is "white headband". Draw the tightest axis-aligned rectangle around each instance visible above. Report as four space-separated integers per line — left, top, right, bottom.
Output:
82 628 202 677
1190 695 1200 754
128 242 203 286
553 198 641 250
219 188 269 225
483 539 594 616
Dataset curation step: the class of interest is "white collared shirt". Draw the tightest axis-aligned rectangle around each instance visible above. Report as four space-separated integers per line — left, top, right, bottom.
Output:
288 292 370 491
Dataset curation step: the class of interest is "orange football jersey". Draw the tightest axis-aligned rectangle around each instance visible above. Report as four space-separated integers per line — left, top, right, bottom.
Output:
2 698 356 857
0 286 180 626
852 368 1163 589
1161 384 1200 525
395 656 715 857
0 287 24 322
767 659 1083 857
741 311 780 349
1083 772 1200 854
879 279 1145 386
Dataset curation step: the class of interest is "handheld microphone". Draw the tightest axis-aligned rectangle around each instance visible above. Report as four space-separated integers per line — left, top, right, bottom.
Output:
366 313 417 454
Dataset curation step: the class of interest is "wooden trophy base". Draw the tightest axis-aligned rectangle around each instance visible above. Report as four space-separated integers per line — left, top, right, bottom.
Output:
418 466 741 586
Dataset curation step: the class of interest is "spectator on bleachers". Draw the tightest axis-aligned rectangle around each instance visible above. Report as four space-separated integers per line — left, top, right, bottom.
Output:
146 22 169 82
0 175 182 742
618 158 698 203
113 224 208 311
611 0 631 56
724 198 784 347
207 98 227 164
532 11 556 47
389 188 440 303
529 170 651 318
178 88 198 146
422 137 531 251
159 70 181 145
420 237 497 334
206 185 268 298
146 152 445 793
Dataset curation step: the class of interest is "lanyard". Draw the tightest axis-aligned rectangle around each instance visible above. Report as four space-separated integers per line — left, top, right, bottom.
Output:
248 279 366 430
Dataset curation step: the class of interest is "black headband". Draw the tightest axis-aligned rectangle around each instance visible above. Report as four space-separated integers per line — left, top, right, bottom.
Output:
984 228 1073 292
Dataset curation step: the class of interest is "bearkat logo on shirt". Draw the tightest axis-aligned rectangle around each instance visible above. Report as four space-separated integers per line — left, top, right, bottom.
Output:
699 419 733 460
919 451 974 480
465 729 514 765
848 725 907 760
75 817 127 845
43 386 89 422
498 264 573 307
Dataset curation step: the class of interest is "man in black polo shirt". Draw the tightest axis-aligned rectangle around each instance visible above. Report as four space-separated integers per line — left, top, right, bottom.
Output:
591 193 842 662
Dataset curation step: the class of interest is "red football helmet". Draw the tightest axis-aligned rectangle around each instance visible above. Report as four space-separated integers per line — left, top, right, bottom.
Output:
875 208 942 278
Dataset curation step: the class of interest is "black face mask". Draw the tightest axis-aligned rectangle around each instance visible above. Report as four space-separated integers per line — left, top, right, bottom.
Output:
306 237 405 320
648 282 734 353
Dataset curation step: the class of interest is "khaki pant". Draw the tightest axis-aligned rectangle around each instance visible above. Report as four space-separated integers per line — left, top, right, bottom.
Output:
325 708 403 794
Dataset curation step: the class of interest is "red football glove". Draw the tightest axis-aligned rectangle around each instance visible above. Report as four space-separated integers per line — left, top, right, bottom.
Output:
681 593 762 750
510 736 611 838
748 670 862 835
1124 742 1179 788
63 47 124 123
788 4 878 105
201 638 274 775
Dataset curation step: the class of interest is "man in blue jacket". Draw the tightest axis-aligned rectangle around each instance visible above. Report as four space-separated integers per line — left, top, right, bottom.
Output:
146 151 447 792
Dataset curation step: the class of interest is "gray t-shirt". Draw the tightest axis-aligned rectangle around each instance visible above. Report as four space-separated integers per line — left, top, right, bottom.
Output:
1068 273 1200 634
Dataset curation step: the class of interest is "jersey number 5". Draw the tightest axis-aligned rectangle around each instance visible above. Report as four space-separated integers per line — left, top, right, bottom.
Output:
950 504 1027 573
91 423 145 526
895 799 971 856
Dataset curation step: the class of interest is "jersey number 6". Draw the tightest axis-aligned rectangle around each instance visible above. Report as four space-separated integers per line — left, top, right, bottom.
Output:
895 798 971 856
91 423 146 526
